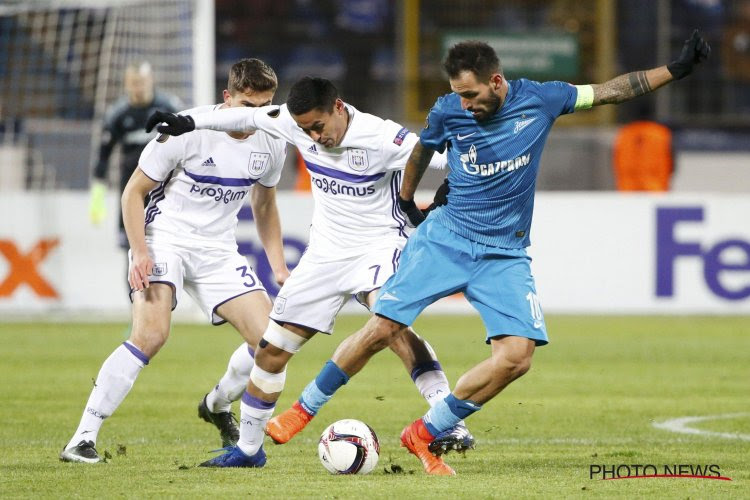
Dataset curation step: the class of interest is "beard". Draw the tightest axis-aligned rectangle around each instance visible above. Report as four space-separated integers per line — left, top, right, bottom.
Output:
471 93 502 121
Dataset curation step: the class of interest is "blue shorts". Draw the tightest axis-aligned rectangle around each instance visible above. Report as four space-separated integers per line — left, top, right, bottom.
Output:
372 217 548 346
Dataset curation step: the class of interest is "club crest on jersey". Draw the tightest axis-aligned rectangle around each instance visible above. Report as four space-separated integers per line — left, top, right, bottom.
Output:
151 262 167 276
514 117 536 134
248 152 270 177
468 144 477 164
347 148 369 172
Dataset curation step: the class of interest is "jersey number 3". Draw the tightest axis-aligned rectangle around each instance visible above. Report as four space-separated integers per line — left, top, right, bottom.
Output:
236 265 257 288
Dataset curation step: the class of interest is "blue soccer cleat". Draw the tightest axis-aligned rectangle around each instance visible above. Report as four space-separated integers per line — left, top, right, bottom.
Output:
198 446 266 468
428 423 476 456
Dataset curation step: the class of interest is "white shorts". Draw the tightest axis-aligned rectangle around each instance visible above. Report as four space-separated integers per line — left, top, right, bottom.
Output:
270 242 404 333
129 240 266 325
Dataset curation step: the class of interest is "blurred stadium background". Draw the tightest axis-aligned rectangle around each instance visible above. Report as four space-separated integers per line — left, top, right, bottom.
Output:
1 0 748 319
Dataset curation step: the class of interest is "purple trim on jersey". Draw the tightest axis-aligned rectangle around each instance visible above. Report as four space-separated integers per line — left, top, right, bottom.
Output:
389 171 407 237
241 391 275 410
353 288 378 310
144 171 174 225
184 169 258 187
248 345 255 358
211 289 266 326
410 361 443 381
122 341 150 366
391 248 401 273
304 160 386 183
144 181 167 224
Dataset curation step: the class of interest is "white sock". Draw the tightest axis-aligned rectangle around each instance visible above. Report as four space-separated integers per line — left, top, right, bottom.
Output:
205 344 254 413
236 392 274 457
65 342 147 450
414 369 451 408
414 371 466 428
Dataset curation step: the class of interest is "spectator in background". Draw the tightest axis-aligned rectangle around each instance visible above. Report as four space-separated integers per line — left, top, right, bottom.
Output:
89 61 182 248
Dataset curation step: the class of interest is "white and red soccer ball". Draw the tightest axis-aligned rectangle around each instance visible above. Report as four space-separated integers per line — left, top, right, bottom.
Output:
318 419 380 475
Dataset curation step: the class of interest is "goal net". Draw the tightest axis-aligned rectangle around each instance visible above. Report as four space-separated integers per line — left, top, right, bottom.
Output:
0 0 208 189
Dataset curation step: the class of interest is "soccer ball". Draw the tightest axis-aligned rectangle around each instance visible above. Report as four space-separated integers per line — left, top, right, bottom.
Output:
318 419 380 474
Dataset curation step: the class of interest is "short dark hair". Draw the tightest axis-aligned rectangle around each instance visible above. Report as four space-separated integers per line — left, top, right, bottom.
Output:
287 77 339 115
443 41 501 80
228 58 277 94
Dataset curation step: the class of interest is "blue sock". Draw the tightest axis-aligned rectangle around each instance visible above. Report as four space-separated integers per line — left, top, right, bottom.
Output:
298 360 349 416
423 394 481 436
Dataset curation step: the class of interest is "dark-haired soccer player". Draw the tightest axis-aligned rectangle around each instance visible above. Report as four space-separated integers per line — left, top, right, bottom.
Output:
265 30 710 475
148 76 471 468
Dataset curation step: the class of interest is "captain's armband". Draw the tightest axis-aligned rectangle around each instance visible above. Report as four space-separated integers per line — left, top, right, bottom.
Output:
574 85 594 111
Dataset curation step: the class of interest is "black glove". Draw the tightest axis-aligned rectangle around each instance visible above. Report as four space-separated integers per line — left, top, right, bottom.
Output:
667 29 711 80
423 178 450 216
398 196 426 227
145 111 195 136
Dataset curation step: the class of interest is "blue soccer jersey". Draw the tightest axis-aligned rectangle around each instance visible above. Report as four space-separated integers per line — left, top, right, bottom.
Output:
421 79 578 248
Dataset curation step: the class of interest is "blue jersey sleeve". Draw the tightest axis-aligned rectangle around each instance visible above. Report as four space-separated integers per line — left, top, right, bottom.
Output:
539 81 578 118
419 97 451 153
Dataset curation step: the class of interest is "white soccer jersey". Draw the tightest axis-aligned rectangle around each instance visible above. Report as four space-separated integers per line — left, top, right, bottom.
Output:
137 104 286 249
192 104 445 257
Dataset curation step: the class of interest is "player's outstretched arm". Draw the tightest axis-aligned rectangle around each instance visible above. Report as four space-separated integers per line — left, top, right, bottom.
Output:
588 29 710 107
146 107 269 136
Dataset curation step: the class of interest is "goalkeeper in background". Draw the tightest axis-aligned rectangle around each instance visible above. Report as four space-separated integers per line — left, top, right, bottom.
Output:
89 61 182 249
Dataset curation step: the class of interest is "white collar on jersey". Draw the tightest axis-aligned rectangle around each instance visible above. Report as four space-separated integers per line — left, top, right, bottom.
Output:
337 103 356 148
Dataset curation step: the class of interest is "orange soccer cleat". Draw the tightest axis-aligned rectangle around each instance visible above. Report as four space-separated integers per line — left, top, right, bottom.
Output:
265 401 314 444
400 419 456 476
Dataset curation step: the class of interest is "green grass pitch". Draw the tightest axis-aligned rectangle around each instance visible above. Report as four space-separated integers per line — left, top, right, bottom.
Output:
1 315 748 498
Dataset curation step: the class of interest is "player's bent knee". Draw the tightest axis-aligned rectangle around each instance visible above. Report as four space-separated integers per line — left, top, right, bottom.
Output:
513 357 532 378
491 352 532 381
128 330 169 358
249 364 286 394
363 315 406 351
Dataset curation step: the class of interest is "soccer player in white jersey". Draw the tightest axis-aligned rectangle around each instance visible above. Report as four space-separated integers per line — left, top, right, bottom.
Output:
147 77 474 468
59 59 289 463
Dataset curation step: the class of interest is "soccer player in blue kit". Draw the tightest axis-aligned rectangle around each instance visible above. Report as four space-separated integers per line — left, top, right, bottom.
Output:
270 30 710 475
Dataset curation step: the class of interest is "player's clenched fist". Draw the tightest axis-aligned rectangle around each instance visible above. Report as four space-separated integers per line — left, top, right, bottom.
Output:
667 29 711 80
145 110 195 135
